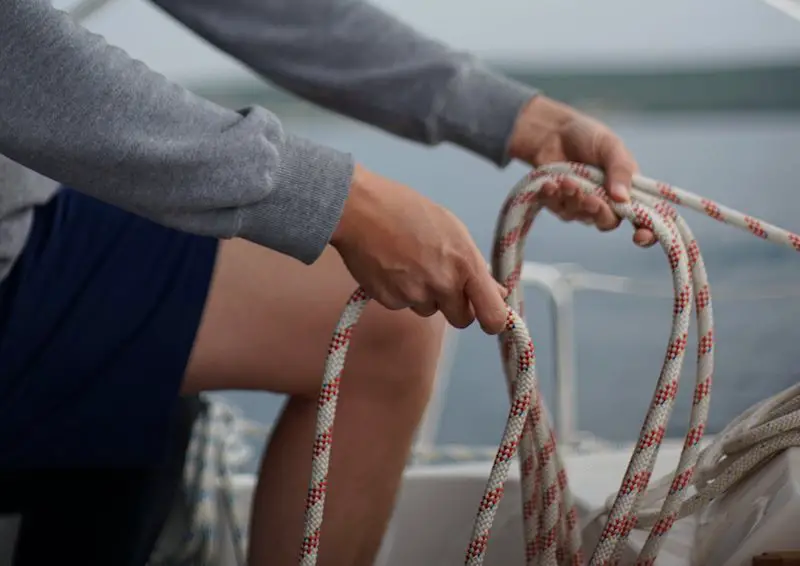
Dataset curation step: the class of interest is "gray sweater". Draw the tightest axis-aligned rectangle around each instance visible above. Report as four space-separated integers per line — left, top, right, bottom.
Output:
0 0 536 281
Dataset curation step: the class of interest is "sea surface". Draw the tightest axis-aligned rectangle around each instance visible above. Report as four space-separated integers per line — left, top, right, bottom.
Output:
216 110 800 462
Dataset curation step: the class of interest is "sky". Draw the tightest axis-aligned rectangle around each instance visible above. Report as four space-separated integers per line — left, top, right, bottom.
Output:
59 0 800 85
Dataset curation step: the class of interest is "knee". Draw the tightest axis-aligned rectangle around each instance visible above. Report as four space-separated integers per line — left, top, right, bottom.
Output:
347 307 447 404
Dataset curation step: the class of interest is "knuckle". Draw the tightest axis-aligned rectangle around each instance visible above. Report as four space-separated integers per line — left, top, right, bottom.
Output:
402 285 432 309
371 288 406 310
448 313 474 329
581 202 600 215
598 214 622 232
412 304 438 318
382 298 408 311
430 267 461 295
455 252 481 280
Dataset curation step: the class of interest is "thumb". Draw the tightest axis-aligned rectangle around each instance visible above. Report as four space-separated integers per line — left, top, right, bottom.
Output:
496 281 509 300
598 135 637 203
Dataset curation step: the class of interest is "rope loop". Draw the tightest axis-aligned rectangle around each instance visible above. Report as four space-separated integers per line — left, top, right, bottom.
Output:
299 162 800 566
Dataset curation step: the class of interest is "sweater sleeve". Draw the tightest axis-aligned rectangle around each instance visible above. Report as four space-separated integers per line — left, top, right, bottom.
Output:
0 0 354 264
152 0 538 167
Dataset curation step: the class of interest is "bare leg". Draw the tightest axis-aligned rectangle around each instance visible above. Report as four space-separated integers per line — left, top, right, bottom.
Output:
181 239 446 566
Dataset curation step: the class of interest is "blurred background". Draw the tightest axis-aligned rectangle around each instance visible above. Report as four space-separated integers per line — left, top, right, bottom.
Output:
64 0 800 459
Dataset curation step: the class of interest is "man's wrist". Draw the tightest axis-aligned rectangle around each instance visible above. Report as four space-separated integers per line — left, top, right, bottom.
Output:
330 163 370 250
237 132 354 265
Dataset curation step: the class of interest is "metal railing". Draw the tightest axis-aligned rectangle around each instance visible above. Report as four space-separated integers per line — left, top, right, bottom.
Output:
762 0 800 23
413 260 800 456
413 262 582 454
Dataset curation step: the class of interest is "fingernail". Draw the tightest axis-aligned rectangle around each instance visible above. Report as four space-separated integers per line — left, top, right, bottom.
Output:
611 183 629 202
636 235 656 247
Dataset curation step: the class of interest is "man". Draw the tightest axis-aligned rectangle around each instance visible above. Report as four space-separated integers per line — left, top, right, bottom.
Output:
0 0 657 564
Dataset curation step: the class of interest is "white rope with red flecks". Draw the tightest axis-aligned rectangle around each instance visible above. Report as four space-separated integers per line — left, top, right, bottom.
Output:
298 161 800 566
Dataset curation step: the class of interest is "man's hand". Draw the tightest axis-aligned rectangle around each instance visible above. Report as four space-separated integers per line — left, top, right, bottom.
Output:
508 95 656 247
331 165 508 334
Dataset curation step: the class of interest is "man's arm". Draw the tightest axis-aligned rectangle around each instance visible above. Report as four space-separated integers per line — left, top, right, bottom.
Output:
0 0 353 264
152 0 537 167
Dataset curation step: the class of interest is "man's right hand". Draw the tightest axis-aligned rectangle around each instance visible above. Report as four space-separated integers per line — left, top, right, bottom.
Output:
330 164 508 334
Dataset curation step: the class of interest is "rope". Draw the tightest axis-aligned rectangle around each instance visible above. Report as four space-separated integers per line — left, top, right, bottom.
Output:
149 398 252 566
625 380 800 565
298 161 800 566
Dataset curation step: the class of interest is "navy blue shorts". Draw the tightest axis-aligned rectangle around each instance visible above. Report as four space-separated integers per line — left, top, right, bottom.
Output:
0 188 219 468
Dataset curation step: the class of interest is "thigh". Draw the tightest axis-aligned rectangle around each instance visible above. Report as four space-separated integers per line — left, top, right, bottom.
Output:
0 189 218 467
183 238 445 398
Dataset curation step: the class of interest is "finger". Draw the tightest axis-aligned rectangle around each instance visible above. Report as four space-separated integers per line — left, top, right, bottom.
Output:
496 281 509 300
371 288 410 311
559 182 584 220
542 181 580 221
464 268 508 335
539 192 567 217
539 181 558 200
581 194 602 215
411 302 439 318
597 133 637 203
559 176 583 194
633 228 657 247
592 200 622 232
437 289 475 329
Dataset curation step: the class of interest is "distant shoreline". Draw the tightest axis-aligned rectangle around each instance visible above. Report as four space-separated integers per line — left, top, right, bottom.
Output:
189 61 800 114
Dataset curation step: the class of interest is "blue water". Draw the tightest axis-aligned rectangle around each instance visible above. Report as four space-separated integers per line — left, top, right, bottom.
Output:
220 110 800 457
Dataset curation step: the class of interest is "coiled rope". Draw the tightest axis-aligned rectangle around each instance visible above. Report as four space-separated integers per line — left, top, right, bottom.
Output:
620 380 800 565
149 399 253 566
299 161 800 566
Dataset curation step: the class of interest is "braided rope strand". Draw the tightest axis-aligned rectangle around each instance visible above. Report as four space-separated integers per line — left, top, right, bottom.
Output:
493 175 581 565
299 161 800 566
492 165 706 566
299 289 370 565
465 308 538 565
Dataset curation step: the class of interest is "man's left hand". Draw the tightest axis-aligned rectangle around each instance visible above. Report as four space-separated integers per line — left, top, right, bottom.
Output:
508 95 656 247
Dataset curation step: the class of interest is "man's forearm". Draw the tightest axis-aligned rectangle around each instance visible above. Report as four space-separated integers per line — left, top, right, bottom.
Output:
153 0 537 167
0 0 353 264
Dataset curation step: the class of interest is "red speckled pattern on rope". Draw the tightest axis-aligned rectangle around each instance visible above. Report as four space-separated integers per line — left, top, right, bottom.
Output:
299 162 800 566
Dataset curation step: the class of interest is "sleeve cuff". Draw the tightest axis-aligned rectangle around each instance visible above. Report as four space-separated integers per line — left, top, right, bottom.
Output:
437 63 539 167
237 133 354 265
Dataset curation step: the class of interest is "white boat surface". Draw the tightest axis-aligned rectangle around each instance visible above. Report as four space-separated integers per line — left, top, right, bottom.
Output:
213 443 800 566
